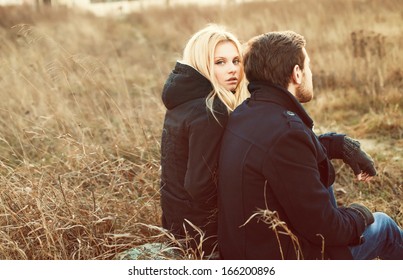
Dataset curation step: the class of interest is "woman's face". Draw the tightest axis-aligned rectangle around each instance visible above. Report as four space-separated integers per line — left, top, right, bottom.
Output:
213 41 242 91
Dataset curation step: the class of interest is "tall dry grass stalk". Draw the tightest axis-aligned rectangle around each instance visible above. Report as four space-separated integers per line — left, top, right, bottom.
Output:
0 0 401 259
241 209 304 260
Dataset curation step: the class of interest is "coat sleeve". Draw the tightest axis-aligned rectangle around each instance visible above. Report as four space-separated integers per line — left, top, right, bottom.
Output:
263 129 366 246
318 132 345 159
184 107 227 201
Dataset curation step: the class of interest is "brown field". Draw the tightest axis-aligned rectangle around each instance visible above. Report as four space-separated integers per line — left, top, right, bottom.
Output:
0 0 401 259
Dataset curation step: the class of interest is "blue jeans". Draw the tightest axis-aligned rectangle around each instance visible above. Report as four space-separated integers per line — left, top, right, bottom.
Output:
328 186 403 260
349 212 403 259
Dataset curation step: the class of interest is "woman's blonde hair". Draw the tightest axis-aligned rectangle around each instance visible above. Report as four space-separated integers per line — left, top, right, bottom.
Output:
182 24 249 118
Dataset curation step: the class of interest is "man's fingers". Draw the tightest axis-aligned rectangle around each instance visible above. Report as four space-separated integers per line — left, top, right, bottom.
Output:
356 172 374 182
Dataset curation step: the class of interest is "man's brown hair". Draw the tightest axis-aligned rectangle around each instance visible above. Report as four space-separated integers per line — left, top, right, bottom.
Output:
243 31 306 89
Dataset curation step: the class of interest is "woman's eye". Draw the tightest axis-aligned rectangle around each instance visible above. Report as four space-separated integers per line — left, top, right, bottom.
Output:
233 59 240 65
215 60 225 65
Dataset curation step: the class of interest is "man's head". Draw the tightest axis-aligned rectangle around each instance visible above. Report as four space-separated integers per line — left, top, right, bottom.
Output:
244 31 313 103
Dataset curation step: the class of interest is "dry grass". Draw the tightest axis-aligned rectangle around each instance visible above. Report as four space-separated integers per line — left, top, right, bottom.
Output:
0 0 401 259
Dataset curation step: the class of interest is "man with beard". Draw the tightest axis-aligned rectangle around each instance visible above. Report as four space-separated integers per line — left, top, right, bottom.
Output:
218 31 403 260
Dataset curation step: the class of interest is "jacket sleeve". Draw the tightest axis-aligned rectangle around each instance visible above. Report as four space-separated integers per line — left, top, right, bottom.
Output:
318 132 345 159
263 129 367 246
184 107 227 201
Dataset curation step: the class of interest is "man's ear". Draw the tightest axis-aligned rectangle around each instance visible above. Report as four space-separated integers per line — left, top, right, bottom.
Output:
291 64 302 85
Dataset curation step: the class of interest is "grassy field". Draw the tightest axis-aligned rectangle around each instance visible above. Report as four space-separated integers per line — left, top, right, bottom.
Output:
0 0 401 259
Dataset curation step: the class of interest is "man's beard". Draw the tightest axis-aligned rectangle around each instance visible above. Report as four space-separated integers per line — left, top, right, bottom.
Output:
296 77 313 103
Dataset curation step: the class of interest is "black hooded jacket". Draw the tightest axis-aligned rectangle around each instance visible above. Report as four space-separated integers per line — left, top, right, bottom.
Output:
160 62 228 253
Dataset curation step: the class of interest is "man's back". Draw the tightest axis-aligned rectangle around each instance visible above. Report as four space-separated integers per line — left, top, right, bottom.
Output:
218 83 358 260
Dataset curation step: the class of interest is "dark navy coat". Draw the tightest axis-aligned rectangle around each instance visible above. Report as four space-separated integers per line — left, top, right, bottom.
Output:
218 82 367 259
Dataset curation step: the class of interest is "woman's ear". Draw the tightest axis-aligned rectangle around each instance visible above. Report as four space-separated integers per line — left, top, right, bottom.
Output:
291 64 302 85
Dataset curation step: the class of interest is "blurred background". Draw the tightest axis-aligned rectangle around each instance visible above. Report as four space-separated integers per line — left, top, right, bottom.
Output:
0 0 401 259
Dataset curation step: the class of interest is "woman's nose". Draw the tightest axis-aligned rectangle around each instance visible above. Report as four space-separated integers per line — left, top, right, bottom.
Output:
228 63 237 73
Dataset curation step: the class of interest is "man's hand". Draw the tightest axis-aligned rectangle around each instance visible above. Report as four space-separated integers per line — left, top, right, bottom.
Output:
342 137 376 182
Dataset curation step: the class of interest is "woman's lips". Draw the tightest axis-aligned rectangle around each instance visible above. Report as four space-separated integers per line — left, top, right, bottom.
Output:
226 77 238 84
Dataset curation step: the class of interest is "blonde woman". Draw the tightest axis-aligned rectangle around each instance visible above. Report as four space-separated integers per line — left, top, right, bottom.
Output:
160 24 249 258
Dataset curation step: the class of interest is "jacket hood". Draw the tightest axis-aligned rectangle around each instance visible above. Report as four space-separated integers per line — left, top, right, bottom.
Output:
162 62 213 110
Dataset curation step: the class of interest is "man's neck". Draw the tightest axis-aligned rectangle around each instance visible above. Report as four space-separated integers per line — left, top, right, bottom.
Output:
287 83 297 98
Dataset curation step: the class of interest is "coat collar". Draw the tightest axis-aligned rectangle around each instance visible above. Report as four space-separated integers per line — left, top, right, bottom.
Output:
248 81 314 129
